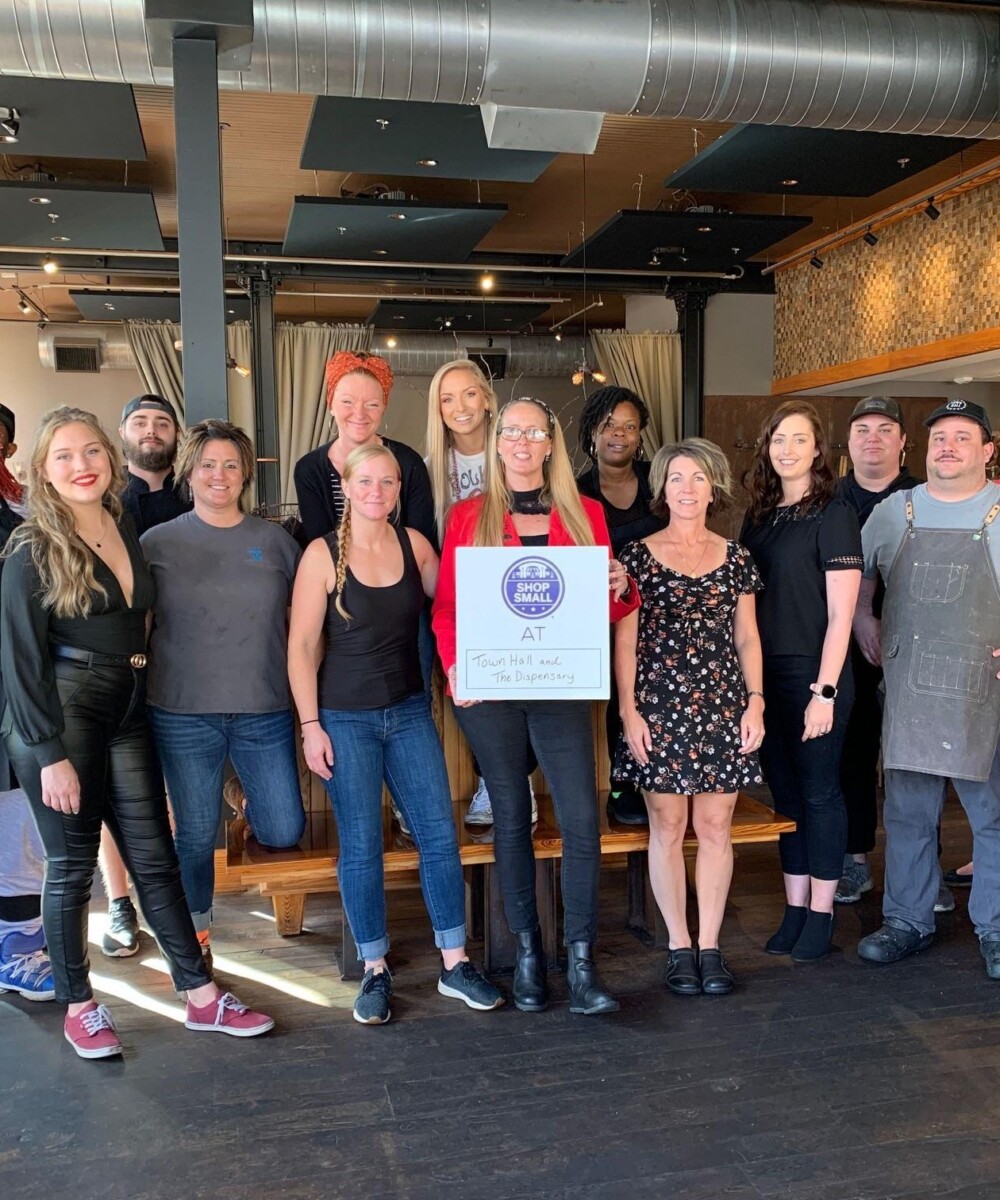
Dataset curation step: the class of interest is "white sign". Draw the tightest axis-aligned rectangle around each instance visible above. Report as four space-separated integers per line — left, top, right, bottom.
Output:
456 546 610 700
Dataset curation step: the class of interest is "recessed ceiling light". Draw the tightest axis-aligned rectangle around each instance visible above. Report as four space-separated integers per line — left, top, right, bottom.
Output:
392 315 406 321
388 213 407 221
954 375 974 384
104 302 116 311
373 248 389 256
51 235 71 242
443 318 453 328
29 196 51 205
42 256 58 275
697 225 712 233
553 332 562 341
416 158 438 168
227 308 235 315
781 179 799 186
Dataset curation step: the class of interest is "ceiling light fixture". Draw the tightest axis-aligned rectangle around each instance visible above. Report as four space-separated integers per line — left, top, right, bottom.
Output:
416 158 438 168
862 229 879 246
225 353 251 379
173 337 184 350
51 235 71 242
385 336 398 348
697 225 712 233
480 273 494 291
553 332 562 341
388 213 407 221
809 255 824 269
373 248 389 256
925 199 941 220
953 375 974 385
29 196 51 205
104 302 116 311
41 256 58 275
0 106 20 144
781 178 799 187
375 118 390 130
17 298 31 315
571 361 607 387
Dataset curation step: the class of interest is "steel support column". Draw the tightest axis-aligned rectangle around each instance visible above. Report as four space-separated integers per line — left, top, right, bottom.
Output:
668 287 711 439
171 37 229 422
248 273 280 507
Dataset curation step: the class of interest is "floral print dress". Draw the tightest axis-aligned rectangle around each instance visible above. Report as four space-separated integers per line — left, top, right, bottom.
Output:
614 539 764 795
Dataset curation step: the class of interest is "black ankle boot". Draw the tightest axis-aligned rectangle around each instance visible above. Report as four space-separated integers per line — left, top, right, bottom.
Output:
513 927 548 1012
765 905 808 955
566 942 620 1015
791 909 835 962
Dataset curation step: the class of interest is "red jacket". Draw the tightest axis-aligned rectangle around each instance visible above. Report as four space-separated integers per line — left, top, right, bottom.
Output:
431 494 640 680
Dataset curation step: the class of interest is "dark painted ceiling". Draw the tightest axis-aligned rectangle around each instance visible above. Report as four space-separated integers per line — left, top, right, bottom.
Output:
0 78 146 160
70 290 250 322
0 180 164 252
368 299 550 332
301 96 555 182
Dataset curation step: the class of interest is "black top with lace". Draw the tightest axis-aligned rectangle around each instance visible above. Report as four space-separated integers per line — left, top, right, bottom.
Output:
614 540 764 795
739 496 862 659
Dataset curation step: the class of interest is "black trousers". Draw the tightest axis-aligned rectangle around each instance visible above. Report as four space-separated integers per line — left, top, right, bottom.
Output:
759 656 853 882
840 642 882 856
5 659 211 1004
456 700 600 943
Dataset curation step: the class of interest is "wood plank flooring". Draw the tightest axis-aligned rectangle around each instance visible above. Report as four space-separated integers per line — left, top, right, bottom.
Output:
1 797 996 1200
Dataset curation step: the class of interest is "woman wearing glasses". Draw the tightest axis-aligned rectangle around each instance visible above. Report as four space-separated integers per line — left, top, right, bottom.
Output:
433 398 639 1015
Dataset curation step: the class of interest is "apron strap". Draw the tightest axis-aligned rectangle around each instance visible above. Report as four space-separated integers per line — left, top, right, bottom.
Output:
904 490 916 538
974 500 1000 541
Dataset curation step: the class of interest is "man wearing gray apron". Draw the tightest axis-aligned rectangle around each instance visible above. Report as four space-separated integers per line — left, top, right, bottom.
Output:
853 399 1000 976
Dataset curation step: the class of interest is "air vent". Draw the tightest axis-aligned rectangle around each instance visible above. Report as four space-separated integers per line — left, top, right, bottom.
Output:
467 351 507 381
54 344 101 373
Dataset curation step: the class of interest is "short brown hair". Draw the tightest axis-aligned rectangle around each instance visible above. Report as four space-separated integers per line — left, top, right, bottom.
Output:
174 419 256 510
649 438 733 522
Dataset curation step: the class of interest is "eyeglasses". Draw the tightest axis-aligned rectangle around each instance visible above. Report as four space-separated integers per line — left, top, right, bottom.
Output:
498 426 549 443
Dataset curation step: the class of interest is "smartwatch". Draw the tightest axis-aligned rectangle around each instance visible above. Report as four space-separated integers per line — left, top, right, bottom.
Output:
815 683 838 704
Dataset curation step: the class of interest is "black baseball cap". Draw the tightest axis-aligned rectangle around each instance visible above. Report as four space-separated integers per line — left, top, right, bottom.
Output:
121 394 180 425
849 396 904 428
0 404 14 440
923 398 993 438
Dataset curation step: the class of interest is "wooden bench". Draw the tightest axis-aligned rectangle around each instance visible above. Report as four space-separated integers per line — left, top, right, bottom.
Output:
228 786 794 979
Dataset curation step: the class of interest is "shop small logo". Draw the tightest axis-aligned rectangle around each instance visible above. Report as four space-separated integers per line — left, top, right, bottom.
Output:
502 557 564 619
946 399 967 411
248 547 264 562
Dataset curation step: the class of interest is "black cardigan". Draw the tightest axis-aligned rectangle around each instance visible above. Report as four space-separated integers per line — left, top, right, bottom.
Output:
293 437 438 549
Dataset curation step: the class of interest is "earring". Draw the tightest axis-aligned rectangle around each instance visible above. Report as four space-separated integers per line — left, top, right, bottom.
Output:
544 453 551 461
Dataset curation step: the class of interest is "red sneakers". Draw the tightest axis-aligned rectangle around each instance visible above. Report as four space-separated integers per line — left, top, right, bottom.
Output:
64 1003 123 1059
184 990 274 1037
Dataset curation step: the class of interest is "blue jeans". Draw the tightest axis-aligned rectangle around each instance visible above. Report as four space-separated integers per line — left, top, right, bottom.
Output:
148 707 306 930
320 692 465 961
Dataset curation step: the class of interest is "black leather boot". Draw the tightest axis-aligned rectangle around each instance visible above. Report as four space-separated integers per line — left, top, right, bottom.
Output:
513 927 548 1012
566 941 620 1015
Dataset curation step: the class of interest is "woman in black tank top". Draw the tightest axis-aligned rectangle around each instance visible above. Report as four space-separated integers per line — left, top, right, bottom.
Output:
288 445 502 1025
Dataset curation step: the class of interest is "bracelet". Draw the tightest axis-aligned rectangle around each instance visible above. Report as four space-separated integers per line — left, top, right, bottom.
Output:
300 719 320 727
747 690 764 700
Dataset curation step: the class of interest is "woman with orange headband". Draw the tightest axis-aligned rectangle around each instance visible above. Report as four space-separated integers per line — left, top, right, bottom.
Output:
294 351 436 548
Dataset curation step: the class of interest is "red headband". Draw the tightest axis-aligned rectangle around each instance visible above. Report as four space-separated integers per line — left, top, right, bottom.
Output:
324 351 394 407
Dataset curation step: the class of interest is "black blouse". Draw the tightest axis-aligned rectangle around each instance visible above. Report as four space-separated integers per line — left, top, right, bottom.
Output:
0 513 154 767
576 459 665 557
740 497 862 660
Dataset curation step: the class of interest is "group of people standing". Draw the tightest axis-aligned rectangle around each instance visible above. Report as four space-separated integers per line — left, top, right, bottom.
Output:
2 349 998 1060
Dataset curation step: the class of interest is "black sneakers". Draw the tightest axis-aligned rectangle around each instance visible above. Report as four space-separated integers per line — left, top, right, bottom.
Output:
353 968 393 1025
437 960 504 1011
101 897 141 958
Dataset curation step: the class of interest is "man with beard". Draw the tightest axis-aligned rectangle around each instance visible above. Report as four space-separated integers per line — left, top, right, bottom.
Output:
120 395 191 536
98 394 192 958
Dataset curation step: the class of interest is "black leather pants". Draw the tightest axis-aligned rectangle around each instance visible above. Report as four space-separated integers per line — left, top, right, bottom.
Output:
5 659 212 1003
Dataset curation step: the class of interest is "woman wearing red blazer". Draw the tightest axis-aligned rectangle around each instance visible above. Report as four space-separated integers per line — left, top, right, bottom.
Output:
433 397 638 1016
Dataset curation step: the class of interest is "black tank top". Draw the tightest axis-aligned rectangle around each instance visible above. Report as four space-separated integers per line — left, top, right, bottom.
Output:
318 525 425 711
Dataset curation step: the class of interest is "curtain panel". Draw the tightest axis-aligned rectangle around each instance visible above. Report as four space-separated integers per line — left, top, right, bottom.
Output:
589 330 683 456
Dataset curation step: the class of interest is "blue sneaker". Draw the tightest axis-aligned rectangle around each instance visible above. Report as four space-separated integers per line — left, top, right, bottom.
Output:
0 948 55 1001
0 927 45 958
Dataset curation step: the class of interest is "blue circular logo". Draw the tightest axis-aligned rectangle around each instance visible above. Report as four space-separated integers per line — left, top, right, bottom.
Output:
502 557 565 619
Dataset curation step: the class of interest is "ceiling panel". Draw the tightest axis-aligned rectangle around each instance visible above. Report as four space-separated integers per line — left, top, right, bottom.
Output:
301 97 555 182
0 180 164 252
368 299 550 332
0 78 146 160
664 125 980 197
283 195 507 261
70 291 250 322
561 210 812 271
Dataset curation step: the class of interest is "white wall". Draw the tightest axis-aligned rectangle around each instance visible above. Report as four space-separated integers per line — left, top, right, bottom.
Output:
625 294 677 333
704 294 775 396
0 321 144 473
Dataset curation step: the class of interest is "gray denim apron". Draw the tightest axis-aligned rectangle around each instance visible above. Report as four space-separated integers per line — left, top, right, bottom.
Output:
881 491 1000 781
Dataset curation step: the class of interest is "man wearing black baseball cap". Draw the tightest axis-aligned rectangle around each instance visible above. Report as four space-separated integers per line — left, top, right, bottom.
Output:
855 397 1000 977
835 398 923 906
119 394 192 539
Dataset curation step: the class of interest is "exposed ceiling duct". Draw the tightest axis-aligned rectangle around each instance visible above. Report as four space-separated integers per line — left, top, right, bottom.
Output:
0 0 998 139
380 334 586 379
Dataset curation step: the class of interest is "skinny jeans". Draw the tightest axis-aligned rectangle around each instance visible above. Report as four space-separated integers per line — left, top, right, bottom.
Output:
5 659 211 1003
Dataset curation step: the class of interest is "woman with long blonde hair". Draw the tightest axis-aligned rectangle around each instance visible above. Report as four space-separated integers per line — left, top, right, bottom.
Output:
1 407 273 1060
432 397 639 1016
289 443 502 1025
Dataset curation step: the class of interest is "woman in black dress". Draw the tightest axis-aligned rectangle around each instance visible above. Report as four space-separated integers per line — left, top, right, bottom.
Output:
577 386 665 825
2 407 273 1058
741 400 862 962
615 438 764 995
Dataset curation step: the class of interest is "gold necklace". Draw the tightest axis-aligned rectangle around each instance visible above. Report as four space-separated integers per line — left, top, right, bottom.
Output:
664 535 710 577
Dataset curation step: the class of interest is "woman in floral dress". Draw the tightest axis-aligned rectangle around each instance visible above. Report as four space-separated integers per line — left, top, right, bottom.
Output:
615 438 765 997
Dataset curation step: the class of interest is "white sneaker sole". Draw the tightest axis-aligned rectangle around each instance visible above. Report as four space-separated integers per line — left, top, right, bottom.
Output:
437 978 504 1010
352 1008 391 1025
464 809 494 827
0 985 55 1002
64 1030 122 1058
184 1017 275 1037
101 941 140 958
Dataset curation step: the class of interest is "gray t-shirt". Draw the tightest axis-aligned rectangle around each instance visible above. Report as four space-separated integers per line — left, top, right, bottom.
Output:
863 481 1000 583
141 512 302 714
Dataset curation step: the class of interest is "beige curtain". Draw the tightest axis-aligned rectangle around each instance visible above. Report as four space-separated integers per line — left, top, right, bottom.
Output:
276 322 372 503
123 321 184 417
589 330 682 454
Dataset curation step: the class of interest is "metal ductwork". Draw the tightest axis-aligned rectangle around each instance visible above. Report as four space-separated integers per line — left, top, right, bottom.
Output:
1 0 998 138
38 323 136 371
381 334 586 378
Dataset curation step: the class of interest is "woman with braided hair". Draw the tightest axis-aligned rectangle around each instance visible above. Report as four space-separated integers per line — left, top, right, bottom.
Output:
288 444 502 1025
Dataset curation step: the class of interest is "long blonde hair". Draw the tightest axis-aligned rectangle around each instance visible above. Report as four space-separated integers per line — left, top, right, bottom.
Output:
6 406 125 618
333 443 402 621
474 398 594 548
425 358 498 539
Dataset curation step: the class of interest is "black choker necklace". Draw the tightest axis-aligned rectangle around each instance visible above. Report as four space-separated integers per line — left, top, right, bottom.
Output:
509 486 550 516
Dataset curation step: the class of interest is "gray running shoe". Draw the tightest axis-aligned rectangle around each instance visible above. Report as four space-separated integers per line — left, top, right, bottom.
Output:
102 897 141 957
834 858 873 905
934 882 956 914
353 967 392 1025
465 778 494 826
437 960 504 1011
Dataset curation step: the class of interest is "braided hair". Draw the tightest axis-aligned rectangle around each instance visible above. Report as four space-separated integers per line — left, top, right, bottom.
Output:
577 386 651 463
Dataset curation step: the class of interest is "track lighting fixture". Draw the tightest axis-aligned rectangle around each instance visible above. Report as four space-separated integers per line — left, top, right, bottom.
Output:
0 106 19 143
42 256 58 275
925 200 941 221
862 230 878 246
809 255 824 270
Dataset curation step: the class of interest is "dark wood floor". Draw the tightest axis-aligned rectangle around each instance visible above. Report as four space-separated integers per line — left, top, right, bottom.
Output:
1 798 996 1200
